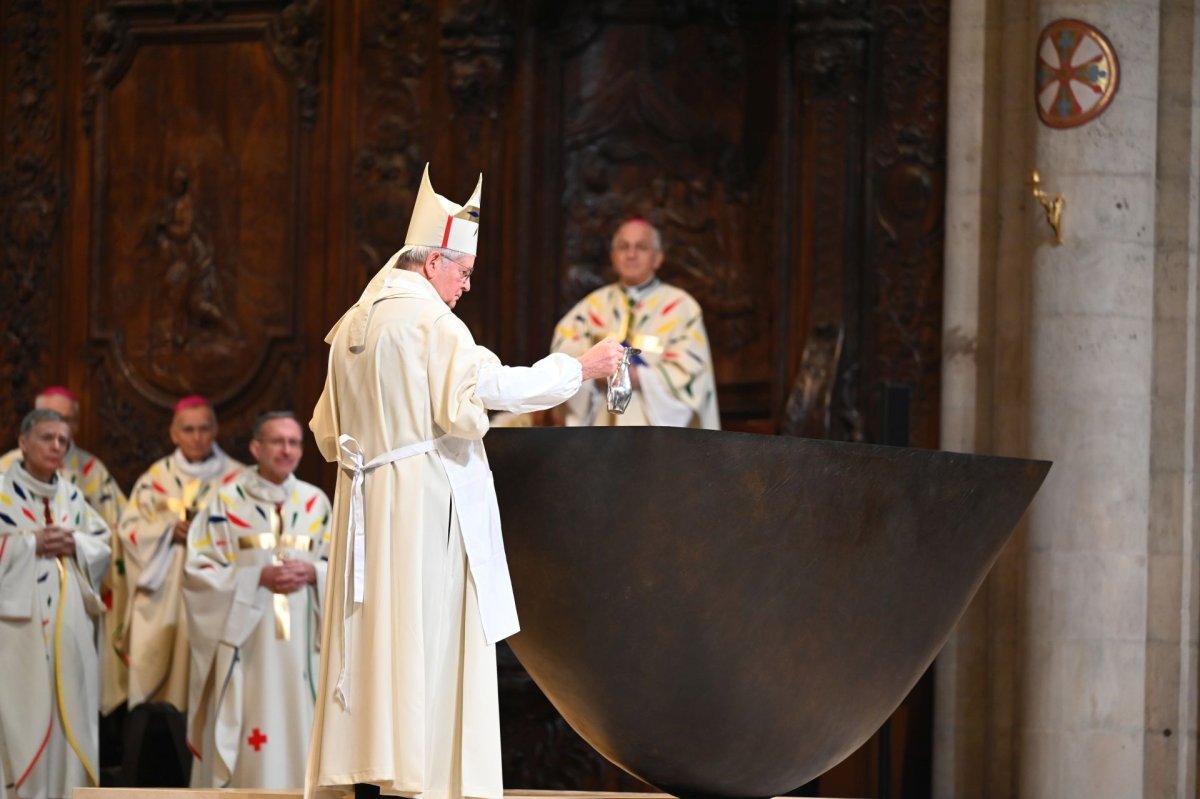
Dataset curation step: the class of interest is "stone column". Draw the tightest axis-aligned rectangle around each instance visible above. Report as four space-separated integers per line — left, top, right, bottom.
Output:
1143 0 1200 794
939 0 1200 796
935 0 1038 794
1021 2 1158 796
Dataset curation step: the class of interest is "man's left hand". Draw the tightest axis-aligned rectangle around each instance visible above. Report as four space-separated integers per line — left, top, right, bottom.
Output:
287 559 318 588
35 526 76 558
268 558 317 593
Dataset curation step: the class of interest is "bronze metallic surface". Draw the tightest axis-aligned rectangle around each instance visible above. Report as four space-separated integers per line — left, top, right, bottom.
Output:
487 427 1050 799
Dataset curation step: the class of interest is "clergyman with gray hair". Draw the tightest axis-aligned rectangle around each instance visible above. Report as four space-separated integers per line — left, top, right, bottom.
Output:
305 164 623 799
551 217 721 429
0 407 112 797
0 385 132 720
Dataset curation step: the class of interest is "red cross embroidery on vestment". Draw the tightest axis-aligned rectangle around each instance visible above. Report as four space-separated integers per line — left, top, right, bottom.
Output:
248 728 267 751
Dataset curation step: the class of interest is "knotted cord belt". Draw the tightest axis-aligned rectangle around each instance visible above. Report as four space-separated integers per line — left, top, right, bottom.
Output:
333 433 436 710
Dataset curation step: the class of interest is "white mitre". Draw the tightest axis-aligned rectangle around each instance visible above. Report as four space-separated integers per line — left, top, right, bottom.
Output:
340 163 482 348
399 163 481 256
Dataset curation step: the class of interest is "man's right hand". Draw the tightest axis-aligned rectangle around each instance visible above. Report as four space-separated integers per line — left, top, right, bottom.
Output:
35 526 76 558
259 560 312 594
171 519 191 545
578 337 625 381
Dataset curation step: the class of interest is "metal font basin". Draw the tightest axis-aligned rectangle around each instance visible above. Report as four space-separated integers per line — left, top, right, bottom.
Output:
487 427 1049 799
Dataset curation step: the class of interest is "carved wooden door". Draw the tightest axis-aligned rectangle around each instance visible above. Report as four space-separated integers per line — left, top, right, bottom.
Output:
71 1 330 486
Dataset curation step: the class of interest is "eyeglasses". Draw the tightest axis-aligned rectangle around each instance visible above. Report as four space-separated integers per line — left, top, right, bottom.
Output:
612 242 657 255
442 255 474 283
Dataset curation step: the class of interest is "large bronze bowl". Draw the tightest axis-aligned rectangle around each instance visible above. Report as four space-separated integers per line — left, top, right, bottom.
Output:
486 427 1049 799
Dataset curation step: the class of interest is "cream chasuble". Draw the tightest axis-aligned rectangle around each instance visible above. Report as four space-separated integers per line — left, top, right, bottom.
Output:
0 445 129 713
551 279 721 429
119 446 243 711
305 268 581 799
184 468 331 789
0 461 111 799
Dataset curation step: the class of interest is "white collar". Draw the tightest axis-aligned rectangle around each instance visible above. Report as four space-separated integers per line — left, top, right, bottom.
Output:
14 462 59 499
243 467 295 505
620 276 661 303
172 444 228 481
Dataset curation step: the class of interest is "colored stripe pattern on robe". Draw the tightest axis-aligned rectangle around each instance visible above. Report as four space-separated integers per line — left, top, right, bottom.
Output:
0 457 113 793
549 280 721 428
183 469 332 786
120 452 243 712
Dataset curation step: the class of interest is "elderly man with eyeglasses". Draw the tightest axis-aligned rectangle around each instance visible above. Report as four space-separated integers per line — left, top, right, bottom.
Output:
306 164 623 799
551 217 721 429
184 410 331 790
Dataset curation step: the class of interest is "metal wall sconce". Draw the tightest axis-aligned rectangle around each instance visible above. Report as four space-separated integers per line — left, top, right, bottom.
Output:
1030 169 1064 245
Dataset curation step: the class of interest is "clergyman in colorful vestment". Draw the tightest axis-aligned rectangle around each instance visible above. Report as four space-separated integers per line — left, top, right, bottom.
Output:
551 218 721 429
0 408 112 799
184 411 331 789
305 164 623 799
118 395 244 785
0 385 131 716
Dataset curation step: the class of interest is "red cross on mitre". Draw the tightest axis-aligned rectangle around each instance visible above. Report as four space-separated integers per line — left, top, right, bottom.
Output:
440 212 478 251
247 728 267 751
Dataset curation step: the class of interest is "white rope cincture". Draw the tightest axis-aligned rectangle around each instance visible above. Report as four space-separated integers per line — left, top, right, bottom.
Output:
333 433 436 710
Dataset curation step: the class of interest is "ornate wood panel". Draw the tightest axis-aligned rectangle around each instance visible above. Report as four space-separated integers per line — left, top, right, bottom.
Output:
73 0 327 487
341 0 517 358
790 0 872 443
0 0 67 437
527 1 777 419
865 0 947 450
0 0 946 795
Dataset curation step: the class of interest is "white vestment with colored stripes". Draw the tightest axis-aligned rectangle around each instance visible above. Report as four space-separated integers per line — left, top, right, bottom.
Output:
119 449 244 711
551 279 721 430
0 444 129 714
184 468 331 789
0 460 111 799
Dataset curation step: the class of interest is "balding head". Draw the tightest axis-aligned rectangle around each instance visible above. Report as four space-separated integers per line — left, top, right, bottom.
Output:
34 387 80 436
170 400 217 463
610 218 665 287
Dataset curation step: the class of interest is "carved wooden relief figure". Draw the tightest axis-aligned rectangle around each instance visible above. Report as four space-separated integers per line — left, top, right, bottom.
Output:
70 1 325 485
147 163 245 384
93 37 295 403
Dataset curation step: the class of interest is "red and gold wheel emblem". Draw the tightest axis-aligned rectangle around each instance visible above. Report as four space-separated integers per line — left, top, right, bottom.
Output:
1036 19 1120 129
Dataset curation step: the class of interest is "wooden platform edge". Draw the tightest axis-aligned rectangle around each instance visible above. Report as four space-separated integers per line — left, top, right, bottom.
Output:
72 790 680 799
72 790 810 799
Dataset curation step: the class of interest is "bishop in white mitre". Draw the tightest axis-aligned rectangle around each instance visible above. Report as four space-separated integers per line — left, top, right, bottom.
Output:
305 164 623 799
